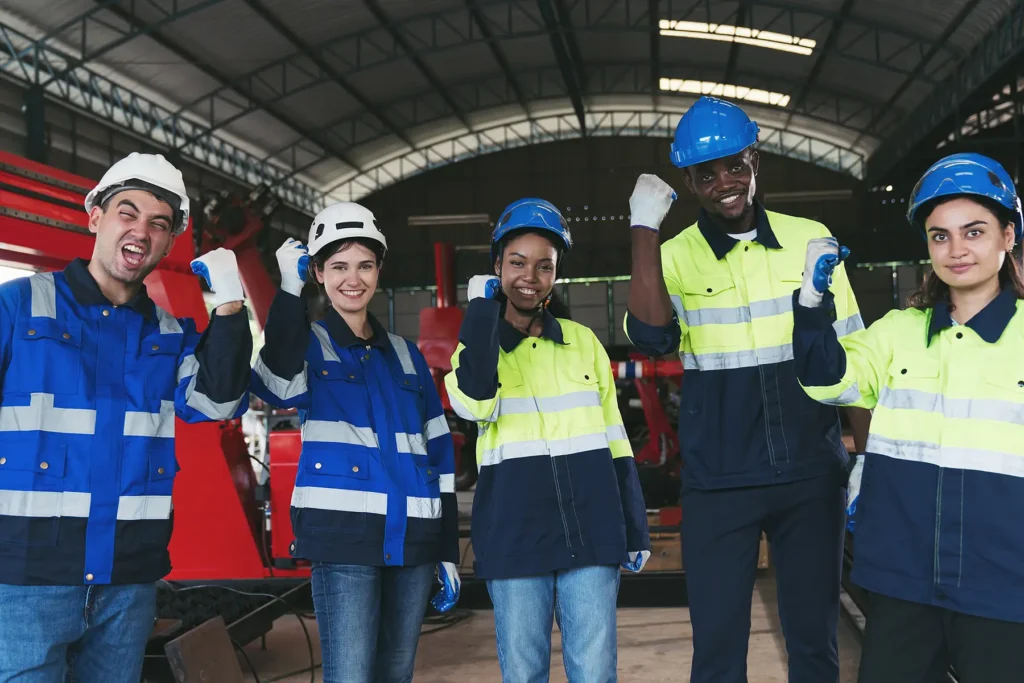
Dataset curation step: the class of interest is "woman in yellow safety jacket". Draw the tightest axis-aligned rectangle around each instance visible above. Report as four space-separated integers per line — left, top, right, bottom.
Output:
790 152 1024 683
445 197 651 682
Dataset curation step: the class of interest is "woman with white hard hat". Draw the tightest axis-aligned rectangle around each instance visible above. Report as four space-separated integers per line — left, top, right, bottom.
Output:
445 198 651 682
250 202 459 682
791 152 1024 682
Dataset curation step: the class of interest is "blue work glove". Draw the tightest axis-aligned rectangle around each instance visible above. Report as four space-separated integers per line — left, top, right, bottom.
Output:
191 248 245 309
431 561 460 612
629 174 677 233
846 454 864 532
468 275 501 301
798 237 850 308
622 550 651 573
276 237 309 297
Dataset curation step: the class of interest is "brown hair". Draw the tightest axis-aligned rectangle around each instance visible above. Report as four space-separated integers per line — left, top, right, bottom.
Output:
906 195 1024 310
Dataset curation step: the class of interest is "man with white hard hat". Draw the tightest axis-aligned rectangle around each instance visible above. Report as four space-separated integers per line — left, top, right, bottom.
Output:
0 152 253 683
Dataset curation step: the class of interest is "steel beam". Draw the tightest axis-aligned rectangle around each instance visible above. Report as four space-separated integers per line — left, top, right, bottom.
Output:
783 0 854 129
722 3 747 85
537 0 587 133
467 0 529 113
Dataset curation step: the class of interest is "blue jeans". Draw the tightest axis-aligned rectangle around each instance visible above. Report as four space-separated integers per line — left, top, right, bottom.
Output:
311 562 434 683
488 565 620 683
0 583 157 683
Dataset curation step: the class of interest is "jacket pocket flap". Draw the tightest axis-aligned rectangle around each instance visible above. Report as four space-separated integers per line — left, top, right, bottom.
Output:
21 318 81 347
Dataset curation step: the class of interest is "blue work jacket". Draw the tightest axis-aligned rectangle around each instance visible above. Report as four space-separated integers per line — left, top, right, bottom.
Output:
0 259 252 586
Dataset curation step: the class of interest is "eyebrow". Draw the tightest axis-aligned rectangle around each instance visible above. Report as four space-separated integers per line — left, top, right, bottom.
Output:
509 251 553 262
117 199 172 225
928 219 988 232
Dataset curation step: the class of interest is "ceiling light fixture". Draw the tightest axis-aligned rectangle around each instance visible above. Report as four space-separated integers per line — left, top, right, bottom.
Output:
660 78 791 107
659 20 815 56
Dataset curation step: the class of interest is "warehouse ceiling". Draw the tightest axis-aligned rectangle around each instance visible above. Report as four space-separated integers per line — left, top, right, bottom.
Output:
0 0 1016 215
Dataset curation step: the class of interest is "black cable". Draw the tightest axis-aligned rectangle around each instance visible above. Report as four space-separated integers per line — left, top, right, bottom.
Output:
232 638 263 682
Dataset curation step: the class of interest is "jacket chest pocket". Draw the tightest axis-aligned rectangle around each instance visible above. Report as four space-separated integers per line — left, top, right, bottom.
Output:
6 319 82 396
0 435 69 547
884 353 941 411
680 277 744 349
138 333 184 400
556 363 605 431
394 369 427 436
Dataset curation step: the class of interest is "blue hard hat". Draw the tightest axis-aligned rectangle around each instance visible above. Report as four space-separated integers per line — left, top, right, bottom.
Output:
491 198 572 264
670 96 761 168
907 152 1023 243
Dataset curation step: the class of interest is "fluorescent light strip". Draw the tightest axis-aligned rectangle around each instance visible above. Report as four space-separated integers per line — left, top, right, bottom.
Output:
659 79 791 108
659 20 815 56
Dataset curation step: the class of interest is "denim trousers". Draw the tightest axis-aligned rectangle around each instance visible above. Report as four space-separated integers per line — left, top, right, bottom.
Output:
311 562 434 683
487 565 621 683
0 582 157 683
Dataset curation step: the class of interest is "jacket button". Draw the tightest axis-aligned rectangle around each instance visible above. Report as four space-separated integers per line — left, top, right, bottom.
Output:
427 469 432 475
706 288 713 293
321 370 328 376
152 344 159 351
352 466 359 473
102 310 110 317
315 462 322 469
901 369 907 374
349 375 356 379
27 329 35 336
0 458 6 465
63 333 71 340
956 332 963 339
39 462 48 470
157 467 165 475
584 375 589 380
385 554 391 560
85 573 94 582
1018 381 1024 388
497 382 502 388
532 342 537 348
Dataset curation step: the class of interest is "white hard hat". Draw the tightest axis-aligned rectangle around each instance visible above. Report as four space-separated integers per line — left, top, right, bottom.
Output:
308 202 387 258
84 152 191 234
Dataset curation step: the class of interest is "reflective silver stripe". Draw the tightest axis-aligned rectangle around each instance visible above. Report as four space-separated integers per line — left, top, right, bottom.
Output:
123 400 175 438
311 324 340 362
481 431 611 467
868 435 1024 478
154 306 183 334
607 424 629 442
116 495 172 521
748 294 793 319
29 273 56 319
682 344 793 371
291 486 388 514
184 374 243 420
389 333 416 375
177 354 198 383
834 313 865 338
499 391 601 415
448 392 499 423
0 490 90 517
407 496 442 519
302 420 378 447
879 387 1024 426
396 432 427 455
670 295 685 321
683 294 793 327
253 355 308 400
423 414 449 441
439 473 455 493
0 393 96 434
815 382 862 406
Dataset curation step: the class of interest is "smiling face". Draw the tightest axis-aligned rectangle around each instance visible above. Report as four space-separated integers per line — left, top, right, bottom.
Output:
314 240 380 315
925 196 1015 293
87 189 176 286
495 231 558 311
683 149 759 226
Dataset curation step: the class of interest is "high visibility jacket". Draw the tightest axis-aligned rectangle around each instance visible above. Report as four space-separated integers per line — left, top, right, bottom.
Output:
794 286 1024 623
445 298 650 579
625 204 864 489
252 292 458 567
0 259 252 586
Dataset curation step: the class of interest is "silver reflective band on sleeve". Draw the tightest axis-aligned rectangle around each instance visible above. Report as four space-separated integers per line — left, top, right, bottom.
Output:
481 431 611 467
302 420 378 447
29 273 56 319
254 355 308 400
184 374 243 420
834 314 865 338
606 424 629 442
499 390 601 415
868 434 1024 478
154 306 183 335
815 383 862 406
123 400 175 438
0 393 96 434
116 495 172 520
878 387 1024 427
396 433 427 455
423 414 450 441
407 496 442 519
448 392 499 423
670 295 685 321
0 490 91 517
311 324 341 363
388 333 417 375
683 344 794 371
177 354 199 383
291 486 388 515
439 473 455 493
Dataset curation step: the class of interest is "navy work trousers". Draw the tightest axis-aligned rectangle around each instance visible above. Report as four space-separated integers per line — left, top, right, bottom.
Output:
680 469 846 683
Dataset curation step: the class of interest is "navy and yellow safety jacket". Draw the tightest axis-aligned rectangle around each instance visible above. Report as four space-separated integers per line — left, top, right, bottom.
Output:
251 291 458 567
445 298 650 579
0 258 252 586
794 286 1024 623
625 203 864 490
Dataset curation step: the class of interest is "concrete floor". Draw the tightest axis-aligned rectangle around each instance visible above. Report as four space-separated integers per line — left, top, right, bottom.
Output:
238 574 862 682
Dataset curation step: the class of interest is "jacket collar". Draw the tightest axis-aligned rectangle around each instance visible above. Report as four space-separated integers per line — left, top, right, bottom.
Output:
697 200 781 260
928 286 1018 345
63 258 156 321
324 306 390 351
498 309 567 353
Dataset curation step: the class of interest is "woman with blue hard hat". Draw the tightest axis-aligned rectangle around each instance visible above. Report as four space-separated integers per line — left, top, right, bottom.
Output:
445 198 651 681
792 152 1024 682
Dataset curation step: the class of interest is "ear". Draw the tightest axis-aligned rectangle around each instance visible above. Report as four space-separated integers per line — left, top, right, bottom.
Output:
87 206 103 236
493 255 502 277
314 264 326 285
1006 223 1017 252
681 169 696 196
750 150 760 176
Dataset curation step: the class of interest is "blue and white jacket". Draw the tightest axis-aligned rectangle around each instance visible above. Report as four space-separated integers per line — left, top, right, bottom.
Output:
251 291 458 567
0 259 252 586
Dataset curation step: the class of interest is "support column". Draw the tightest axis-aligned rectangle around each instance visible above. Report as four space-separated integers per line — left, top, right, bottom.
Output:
23 87 47 164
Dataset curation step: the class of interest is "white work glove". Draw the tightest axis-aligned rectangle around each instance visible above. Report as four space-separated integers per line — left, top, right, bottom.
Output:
846 454 864 532
622 550 651 573
431 561 461 612
276 238 309 297
190 248 245 309
468 275 501 301
798 237 850 308
629 174 677 232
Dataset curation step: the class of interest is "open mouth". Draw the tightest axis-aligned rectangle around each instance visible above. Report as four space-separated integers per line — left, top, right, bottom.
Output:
339 289 365 300
716 193 743 208
121 243 146 268
515 287 539 298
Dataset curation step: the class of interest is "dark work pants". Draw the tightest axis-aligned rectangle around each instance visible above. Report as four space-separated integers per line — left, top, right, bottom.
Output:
858 592 1024 683
680 471 846 683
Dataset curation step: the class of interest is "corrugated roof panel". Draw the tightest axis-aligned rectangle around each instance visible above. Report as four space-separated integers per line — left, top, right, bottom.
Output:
251 0 377 46
344 59 429 103
382 0 463 23
277 82 359 130
500 35 557 72
418 43 498 88
223 109 308 154
575 31 647 64
854 0 1014 49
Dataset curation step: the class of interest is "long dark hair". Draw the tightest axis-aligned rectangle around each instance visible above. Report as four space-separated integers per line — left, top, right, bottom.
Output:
907 195 1024 310
493 228 573 319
